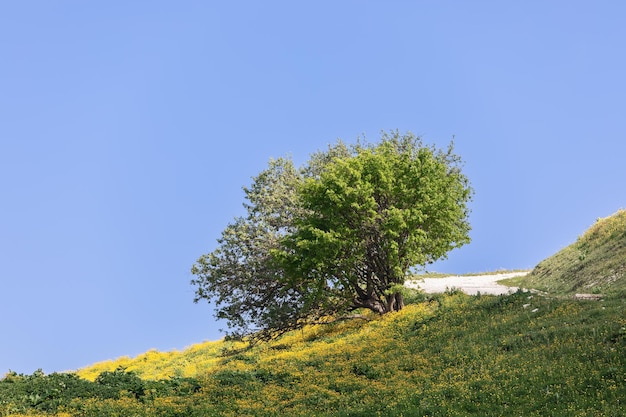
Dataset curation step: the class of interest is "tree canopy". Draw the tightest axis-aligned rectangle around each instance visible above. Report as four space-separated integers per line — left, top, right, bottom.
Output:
191 131 472 342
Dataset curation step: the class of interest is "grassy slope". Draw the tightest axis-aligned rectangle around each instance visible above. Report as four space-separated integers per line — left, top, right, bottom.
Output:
503 209 626 296
8 210 626 416
75 340 225 382
66 291 626 417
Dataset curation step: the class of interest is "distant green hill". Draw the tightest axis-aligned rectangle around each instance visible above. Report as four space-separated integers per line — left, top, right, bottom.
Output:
506 209 626 296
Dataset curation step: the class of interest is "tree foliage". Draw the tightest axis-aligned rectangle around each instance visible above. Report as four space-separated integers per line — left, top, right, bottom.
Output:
191 157 309 341
191 131 472 342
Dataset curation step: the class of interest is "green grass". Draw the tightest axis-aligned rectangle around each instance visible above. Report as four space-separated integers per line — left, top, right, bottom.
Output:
502 209 626 296
4 291 625 416
4 210 626 417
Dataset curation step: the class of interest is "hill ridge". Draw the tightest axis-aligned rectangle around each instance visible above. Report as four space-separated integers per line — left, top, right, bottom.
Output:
508 209 626 295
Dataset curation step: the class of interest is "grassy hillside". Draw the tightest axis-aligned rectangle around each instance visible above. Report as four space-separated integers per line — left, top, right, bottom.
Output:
75 340 225 382
503 209 626 296
3 210 626 416
3 290 625 416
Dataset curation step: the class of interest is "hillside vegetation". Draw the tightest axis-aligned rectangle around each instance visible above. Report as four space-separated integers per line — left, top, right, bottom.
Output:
504 209 626 296
3 210 626 416
3 289 625 416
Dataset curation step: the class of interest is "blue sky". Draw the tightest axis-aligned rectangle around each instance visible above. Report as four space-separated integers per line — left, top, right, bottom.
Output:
1 1 625 375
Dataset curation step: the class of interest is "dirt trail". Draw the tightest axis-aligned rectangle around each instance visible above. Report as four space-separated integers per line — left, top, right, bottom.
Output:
405 271 529 295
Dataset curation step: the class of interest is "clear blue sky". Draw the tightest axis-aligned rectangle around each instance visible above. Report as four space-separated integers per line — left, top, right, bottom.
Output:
1 1 625 375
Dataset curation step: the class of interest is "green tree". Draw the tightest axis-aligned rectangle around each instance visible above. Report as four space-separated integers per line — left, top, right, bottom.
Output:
191 131 472 341
280 132 472 314
191 157 310 341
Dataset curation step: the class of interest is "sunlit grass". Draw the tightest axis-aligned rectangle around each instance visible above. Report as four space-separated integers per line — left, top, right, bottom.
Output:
7 210 626 416
76 339 225 381
26 290 621 416
505 209 626 296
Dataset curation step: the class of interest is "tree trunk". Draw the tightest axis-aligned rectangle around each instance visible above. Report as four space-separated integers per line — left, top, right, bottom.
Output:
355 291 404 314
394 292 404 311
385 294 396 312
354 296 386 314
384 292 405 312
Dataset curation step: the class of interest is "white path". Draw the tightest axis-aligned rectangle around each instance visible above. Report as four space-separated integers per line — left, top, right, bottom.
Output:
405 271 529 295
